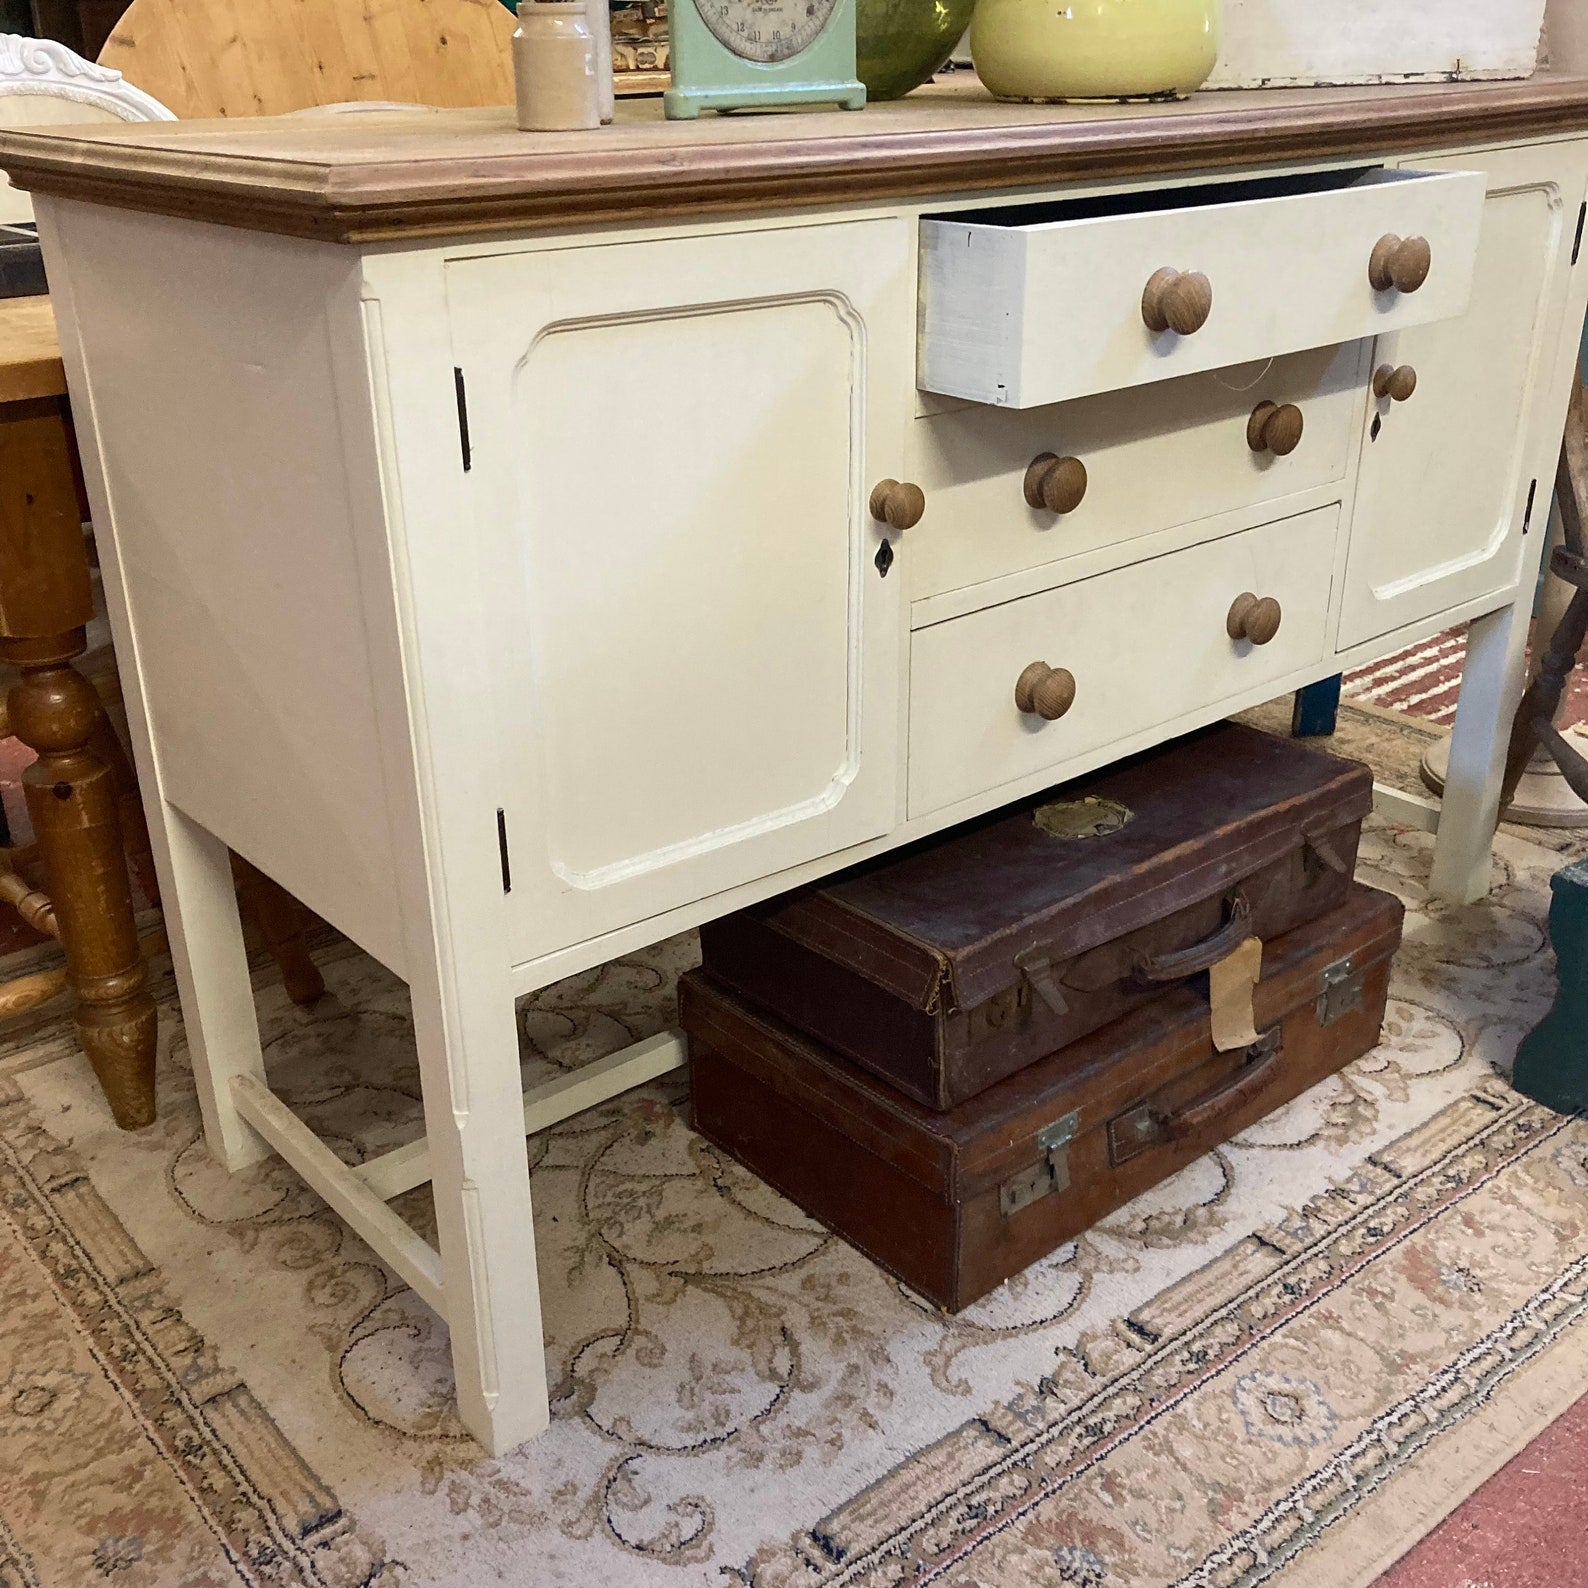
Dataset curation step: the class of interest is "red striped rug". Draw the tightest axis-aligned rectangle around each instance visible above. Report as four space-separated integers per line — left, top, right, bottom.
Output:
1343 623 1588 729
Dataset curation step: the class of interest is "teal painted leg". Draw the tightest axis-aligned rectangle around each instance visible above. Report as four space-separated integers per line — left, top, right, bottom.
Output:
1514 856 1588 1113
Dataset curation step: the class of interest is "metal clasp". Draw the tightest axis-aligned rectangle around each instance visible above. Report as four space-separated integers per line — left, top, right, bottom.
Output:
1317 956 1365 1026
998 1109 1080 1217
1014 946 1070 1017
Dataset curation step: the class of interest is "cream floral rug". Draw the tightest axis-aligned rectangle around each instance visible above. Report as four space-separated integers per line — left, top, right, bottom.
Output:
3 817 1587 1587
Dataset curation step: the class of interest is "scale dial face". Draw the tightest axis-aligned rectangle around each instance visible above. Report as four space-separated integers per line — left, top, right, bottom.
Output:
692 0 841 64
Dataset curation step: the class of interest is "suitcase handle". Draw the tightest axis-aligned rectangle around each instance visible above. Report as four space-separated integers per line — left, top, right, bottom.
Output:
1132 892 1252 985
1164 1029 1282 1141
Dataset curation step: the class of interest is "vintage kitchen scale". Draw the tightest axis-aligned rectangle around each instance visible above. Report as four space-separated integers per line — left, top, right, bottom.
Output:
665 0 867 118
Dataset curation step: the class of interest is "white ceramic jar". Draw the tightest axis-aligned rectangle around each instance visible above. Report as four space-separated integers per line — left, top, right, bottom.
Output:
514 0 602 131
972 0 1223 102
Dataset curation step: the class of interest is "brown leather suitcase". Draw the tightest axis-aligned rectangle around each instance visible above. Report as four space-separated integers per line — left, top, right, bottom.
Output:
699 723 1373 1110
684 882 1402 1314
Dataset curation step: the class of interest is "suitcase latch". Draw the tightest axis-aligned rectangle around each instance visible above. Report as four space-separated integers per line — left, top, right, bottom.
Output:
999 1110 1080 1218
1317 956 1365 1026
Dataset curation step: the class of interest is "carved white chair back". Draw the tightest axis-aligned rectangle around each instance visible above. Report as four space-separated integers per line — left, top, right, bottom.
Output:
0 35 174 224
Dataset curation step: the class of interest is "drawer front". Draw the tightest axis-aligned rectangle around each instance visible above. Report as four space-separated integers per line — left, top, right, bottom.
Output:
919 167 1485 409
907 344 1363 603
908 507 1339 816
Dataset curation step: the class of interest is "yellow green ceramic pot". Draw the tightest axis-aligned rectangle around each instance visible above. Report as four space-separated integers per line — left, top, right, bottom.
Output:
857 0 980 102
972 0 1222 102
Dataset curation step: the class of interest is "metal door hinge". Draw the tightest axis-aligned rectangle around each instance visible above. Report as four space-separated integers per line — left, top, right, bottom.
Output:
496 808 511 893
1523 479 1539 536
999 1110 1080 1217
454 367 472 472
1317 956 1365 1026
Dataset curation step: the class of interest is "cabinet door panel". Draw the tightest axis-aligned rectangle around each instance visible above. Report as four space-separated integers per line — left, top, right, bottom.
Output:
448 222 910 962
1339 146 1588 649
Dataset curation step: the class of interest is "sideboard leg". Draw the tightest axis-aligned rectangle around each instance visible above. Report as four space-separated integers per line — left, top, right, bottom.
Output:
411 956 550 1455
1430 601 1531 903
155 801 271 1170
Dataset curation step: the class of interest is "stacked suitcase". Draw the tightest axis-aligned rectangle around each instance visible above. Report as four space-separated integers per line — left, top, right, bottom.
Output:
681 722 1403 1312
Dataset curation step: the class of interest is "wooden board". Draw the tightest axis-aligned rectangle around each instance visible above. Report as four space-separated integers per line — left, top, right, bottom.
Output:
0 297 65 403
1208 0 1546 89
1 73 1587 242
96 0 518 119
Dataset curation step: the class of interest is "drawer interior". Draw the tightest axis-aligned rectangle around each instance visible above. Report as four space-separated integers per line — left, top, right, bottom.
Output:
923 164 1384 230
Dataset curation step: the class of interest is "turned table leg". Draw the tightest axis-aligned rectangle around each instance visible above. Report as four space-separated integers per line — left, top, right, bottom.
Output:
0 395 157 1127
231 855 325 1006
3 631 157 1125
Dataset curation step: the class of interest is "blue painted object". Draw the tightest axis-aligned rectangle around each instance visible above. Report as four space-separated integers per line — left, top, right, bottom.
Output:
1292 675 1343 738
1513 857 1588 1113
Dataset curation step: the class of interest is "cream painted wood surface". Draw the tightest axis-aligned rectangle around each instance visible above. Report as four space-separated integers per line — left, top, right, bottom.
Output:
918 167 1487 409
28 121 1588 1458
1339 143 1588 647
42 201 411 977
908 507 1339 816
907 344 1365 604
447 222 911 961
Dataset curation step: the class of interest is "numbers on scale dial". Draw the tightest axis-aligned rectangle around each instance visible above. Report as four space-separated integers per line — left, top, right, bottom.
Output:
693 0 841 64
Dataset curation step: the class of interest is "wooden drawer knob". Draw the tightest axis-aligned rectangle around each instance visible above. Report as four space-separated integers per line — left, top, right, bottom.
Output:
1023 452 1088 514
1247 401 1305 457
1015 661 1077 721
870 479 926 531
1142 267 1214 335
1227 592 1283 646
1369 234 1432 294
1373 363 1419 402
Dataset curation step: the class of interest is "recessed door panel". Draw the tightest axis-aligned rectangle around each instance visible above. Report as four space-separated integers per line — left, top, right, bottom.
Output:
1340 146 1588 648
447 221 911 962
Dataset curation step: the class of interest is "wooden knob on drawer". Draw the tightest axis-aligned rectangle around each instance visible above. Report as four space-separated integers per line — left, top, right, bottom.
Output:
1373 363 1419 402
870 479 926 531
1226 592 1283 646
1369 234 1432 294
1023 452 1088 514
1142 267 1214 335
1247 401 1305 457
1015 662 1077 721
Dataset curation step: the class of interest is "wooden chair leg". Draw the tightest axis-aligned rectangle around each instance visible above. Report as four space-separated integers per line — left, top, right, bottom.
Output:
86 710 161 905
3 639 157 1127
231 854 325 1006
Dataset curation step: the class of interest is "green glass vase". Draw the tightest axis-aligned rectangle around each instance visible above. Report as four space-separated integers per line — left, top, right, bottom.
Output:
857 0 978 102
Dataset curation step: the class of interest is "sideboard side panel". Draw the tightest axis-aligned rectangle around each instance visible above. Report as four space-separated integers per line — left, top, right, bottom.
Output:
40 201 410 975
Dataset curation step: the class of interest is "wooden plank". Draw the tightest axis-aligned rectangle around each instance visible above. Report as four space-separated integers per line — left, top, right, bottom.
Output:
355 1029 688 1202
96 0 518 120
231 1073 447 1314
0 298 65 404
1372 781 1443 832
3 74 1588 242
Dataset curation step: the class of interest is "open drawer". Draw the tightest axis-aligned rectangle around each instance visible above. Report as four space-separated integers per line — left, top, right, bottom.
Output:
919 167 1486 409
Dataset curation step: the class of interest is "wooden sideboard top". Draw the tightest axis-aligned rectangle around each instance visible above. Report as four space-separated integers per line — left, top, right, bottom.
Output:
3 73 1588 244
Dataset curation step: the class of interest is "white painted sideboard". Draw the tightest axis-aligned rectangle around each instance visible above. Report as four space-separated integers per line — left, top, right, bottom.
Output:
3 77 1587 1454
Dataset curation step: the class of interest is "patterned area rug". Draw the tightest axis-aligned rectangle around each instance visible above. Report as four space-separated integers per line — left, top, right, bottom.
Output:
1340 622 1588 729
2 817 1587 1587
